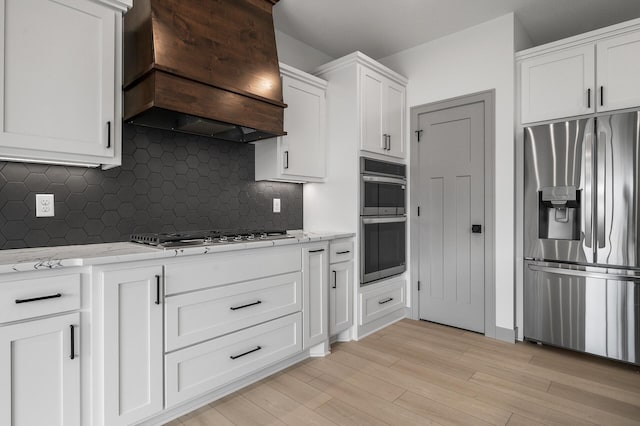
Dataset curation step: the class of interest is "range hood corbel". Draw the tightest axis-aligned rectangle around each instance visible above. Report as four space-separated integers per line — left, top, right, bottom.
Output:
122 0 286 142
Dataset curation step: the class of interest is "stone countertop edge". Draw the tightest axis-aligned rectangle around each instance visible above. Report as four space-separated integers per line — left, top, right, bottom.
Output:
0 231 356 274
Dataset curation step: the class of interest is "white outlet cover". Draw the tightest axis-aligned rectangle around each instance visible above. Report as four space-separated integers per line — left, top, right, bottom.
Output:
273 198 281 213
36 194 54 217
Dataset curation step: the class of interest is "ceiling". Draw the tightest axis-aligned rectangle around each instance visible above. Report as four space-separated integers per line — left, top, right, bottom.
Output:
273 0 640 59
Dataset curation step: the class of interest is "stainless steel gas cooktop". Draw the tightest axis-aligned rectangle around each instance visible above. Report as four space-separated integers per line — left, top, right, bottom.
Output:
130 229 294 248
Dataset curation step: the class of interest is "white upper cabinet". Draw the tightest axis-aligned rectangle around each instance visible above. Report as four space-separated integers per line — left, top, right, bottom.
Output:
0 0 130 167
520 45 595 123
255 63 327 182
360 66 406 158
518 19 640 124
596 30 640 112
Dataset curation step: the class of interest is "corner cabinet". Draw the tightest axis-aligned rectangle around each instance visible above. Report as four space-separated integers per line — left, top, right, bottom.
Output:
255 63 328 182
97 265 164 426
0 0 131 168
519 20 640 124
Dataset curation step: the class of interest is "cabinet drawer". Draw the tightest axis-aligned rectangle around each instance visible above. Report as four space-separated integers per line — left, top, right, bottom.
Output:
165 313 302 407
164 246 301 295
0 274 81 323
330 239 354 263
359 279 406 325
165 272 302 351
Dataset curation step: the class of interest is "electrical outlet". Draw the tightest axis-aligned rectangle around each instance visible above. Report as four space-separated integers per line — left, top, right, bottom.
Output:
273 198 281 213
36 194 54 217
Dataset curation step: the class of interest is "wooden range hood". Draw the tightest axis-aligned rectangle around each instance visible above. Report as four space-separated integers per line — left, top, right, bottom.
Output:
123 0 286 142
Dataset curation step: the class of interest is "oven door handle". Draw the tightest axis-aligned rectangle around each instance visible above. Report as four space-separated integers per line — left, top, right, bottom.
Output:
362 175 406 185
362 217 407 224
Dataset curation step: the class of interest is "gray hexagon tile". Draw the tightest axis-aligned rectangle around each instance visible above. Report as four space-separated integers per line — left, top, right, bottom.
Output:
0 123 302 249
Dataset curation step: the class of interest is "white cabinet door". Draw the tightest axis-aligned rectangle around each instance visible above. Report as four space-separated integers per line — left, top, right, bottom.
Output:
102 266 163 426
360 67 385 154
329 260 354 336
254 64 327 183
303 244 329 349
280 74 326 180
597 30 640 112
0 312 80 426
385 80 406 158
520 44 595 123
0 0 119 166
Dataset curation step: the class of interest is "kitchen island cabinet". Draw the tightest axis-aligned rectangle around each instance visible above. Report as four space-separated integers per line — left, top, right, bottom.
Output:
0 0 131 167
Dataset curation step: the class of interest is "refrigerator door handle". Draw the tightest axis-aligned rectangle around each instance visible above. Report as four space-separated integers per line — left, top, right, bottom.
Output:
528 264 640 281
584 129 593 249
597 130 607 249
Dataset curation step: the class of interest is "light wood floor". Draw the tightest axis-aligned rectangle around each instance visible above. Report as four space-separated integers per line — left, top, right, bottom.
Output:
166 319 640 426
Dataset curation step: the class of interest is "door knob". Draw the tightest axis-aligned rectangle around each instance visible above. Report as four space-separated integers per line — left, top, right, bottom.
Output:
471 224 482 234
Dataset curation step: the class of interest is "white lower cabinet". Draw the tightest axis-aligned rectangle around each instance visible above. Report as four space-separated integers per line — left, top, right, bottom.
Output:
303 243 329 350
100 265 164 426
329 260 354 336
0 312 80 426
359 278 406 325
165 312 302 407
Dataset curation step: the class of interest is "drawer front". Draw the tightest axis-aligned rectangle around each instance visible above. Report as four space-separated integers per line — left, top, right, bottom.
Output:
330 239 354 264
164 246 301 295
0 274 81 323
165 312 302 407
360 279 406 325
165 272 302 351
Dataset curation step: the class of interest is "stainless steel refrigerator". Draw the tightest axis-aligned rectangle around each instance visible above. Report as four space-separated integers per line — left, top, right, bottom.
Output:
524 111 640 365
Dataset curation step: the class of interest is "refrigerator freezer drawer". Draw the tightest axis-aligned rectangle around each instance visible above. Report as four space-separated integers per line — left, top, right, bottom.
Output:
524 262 640 365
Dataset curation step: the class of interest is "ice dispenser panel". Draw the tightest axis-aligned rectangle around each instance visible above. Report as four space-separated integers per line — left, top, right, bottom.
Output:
538 186 580 240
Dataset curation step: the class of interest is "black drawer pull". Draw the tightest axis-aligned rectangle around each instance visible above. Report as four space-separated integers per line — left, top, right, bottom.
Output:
15 293 62 304
230 345 262 360
70 324 76 360
309 248 325 253
155 275 161 305
600 86 604 106
230 300 262 311
587 88 591 108
378 297 394 305
107 121 112 148
336 250 351 255
332 270 337 289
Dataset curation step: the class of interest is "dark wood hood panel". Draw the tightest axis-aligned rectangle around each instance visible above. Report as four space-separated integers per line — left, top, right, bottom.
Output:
123 0 285 139
124 71 285 136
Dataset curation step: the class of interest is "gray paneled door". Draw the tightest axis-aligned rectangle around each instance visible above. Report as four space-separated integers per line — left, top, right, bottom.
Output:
417 101 485 333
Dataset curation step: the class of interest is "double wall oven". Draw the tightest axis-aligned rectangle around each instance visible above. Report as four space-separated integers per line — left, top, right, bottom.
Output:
360 157 406 285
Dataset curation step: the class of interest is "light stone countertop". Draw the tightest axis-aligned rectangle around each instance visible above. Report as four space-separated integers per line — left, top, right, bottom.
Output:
0 231 355 274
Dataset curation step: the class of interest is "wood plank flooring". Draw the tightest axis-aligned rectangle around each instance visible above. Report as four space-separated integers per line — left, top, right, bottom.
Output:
165 319 640 426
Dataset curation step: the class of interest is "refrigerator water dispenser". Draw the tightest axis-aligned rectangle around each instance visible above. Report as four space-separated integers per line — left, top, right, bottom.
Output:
538 186 580 240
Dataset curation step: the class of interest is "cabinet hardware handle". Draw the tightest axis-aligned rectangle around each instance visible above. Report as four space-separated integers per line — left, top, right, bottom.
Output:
284 150 289 169
155 275 161 305
309 248 325 253
587 88 591 108
382 134 388 150
378 297 394 305
107 121 111 148
70 324 76 360
15 293 62 304
230 345 262 360
336 250 351 254
387 134 391 151
230 300 262 311
332 270 337 289
600 86 604 106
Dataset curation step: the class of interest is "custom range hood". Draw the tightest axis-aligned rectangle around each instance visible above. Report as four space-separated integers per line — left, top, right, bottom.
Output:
123 0 286 142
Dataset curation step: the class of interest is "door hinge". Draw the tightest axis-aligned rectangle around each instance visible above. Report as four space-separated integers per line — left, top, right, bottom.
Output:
417 206 420 216
415 129 423 142
417 281 421 291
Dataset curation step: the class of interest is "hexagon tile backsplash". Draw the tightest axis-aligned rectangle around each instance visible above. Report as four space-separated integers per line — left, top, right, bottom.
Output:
0 124 303 249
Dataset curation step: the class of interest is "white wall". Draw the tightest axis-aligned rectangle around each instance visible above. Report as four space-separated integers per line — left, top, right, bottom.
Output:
379 13 517 333
275 30 335 72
